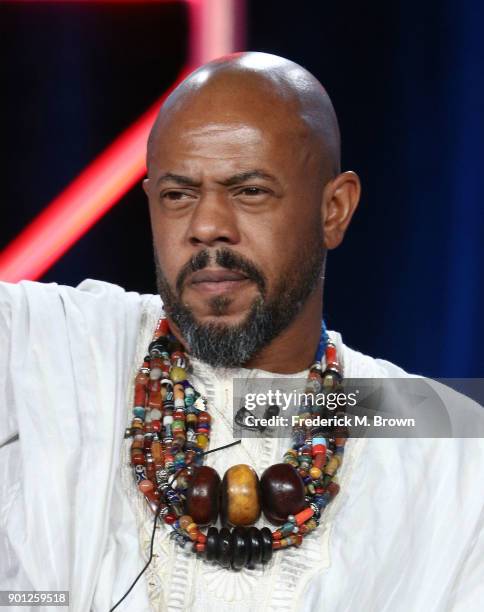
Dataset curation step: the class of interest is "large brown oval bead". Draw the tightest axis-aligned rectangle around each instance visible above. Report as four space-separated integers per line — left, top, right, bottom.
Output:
260 463 306 525
221 464 261 527
185 466 221 526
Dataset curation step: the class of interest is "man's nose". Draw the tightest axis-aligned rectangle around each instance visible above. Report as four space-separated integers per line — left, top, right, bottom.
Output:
187 190 240 247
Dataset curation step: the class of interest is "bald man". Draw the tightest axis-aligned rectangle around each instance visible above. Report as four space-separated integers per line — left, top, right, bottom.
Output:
1 53 483 612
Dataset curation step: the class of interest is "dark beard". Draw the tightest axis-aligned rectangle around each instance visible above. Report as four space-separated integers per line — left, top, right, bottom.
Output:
154 243 324 368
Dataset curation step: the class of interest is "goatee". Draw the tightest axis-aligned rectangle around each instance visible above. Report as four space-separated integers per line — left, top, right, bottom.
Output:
154 245 323 368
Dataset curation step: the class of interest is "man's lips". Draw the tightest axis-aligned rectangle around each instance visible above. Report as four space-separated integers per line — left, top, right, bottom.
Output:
190 268 249 284
187 268 251 295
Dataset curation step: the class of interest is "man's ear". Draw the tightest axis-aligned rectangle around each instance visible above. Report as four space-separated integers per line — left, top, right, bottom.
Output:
142 177 150 196
321 171 361 250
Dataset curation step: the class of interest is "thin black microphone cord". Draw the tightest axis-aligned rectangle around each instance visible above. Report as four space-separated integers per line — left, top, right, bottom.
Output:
109 500 163 612
108 439 242 611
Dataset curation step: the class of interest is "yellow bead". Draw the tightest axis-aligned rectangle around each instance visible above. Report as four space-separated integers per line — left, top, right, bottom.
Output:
170 366 187 383
179 515 193 530
196 434 209 450
309 466 322 480
221 464 261 526
324 456 341 475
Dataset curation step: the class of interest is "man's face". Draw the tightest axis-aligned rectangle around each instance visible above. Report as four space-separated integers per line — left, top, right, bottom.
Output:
145 104 326 366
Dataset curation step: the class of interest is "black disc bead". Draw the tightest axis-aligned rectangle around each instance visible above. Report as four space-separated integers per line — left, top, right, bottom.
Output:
260 527 273 564
217 527 231 568
246 527 263 569
230 527 249 571
206 527 219 562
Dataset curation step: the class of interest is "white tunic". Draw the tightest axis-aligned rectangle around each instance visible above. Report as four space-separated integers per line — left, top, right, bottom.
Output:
1 279 483 612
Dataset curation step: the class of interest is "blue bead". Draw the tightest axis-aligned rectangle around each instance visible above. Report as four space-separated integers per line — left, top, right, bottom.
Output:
312 436 327 447
313 495 327 509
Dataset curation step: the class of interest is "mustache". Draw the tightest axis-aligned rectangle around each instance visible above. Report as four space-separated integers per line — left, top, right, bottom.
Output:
175 248 267 296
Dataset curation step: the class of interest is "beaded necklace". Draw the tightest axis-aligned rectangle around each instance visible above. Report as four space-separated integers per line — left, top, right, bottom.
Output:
126 317 347 570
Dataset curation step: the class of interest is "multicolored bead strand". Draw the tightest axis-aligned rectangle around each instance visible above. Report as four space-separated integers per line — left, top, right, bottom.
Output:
125 317 347 569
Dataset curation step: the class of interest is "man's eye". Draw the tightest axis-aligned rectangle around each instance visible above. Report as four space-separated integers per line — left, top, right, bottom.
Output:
161 191 191 201
238 187 266 196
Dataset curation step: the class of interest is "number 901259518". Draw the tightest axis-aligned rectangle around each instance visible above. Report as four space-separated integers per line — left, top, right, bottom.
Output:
0 591 69 606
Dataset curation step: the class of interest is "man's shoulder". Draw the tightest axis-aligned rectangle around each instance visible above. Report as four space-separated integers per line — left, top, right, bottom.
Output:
331 329 484 436
330 330 410 378
0 277 163 342
1 277 160 309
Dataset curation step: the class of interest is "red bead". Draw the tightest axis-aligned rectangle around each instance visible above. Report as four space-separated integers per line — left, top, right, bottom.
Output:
149 390 162 409
138 479 154 493
312 444 326 455
186 466 221 526
155 318 170 337
135 372 149 386
131 454 145 466
144 489 160 503
325 344 337 365
295 507 314 526
164 514 176 525
146 462 156 481
328 482 340 498
195 542 205 553
152 420 161 432
312 454 325 469
134 385 147 407
260 464 306 525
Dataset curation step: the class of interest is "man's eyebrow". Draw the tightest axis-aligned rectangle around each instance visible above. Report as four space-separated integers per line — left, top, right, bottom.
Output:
218 170 278 187
155 170 278 188
156 173 201 187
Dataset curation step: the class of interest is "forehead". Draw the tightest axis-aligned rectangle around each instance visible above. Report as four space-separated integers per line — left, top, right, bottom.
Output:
148 112 312 180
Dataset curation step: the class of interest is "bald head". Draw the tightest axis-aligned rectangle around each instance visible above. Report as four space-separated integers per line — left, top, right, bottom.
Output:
147 52 340 179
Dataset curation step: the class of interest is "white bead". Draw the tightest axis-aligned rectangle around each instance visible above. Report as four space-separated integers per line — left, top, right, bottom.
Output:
150 367 162 380
194 397 207 411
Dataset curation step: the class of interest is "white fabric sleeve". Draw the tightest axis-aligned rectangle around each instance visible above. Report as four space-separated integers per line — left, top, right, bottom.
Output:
0 278 154 611
0 281 28 447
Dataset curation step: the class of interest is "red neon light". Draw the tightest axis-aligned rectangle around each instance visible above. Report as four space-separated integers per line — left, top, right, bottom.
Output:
0 74 190 282
0 0 245 282
2 1 176 4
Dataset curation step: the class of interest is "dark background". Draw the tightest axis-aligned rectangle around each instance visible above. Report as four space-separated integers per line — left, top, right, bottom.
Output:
1 0 483 377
